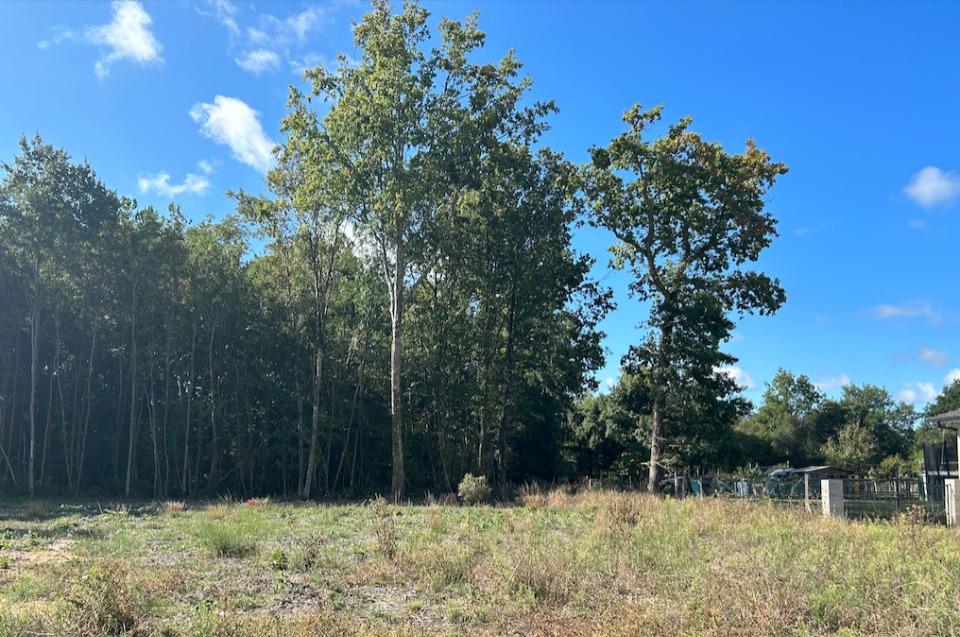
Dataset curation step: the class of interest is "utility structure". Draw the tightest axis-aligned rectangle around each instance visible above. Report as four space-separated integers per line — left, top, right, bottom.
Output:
927 408 960 525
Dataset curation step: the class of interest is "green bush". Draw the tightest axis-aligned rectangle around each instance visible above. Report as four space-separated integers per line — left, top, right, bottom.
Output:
199 523 257 558
64 562 142 636
458 473 491 505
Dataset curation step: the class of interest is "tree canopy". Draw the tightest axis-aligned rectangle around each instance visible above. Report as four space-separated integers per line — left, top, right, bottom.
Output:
580 104 788 490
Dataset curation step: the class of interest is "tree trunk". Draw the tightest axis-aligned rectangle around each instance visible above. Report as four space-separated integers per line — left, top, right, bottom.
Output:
647 393 665 493
303 347 322 500
40 332 56 487
76 329 97 491
496 290 517 490
207 325 219 489
182 319 197 495
125 280 138 497
28 270 39 498
389 250 405 502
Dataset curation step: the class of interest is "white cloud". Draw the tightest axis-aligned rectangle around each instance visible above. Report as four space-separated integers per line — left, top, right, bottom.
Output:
37 28 76 50
197 160 214 175
815 374 852 392
235 49 281 74
604 377 615 389
897 382 937 404
907 218 927 229
209 0 240 36
86 0 162 78
263 6 326 44
247 27 270 45
918 347 949 367
904 166 960 208
204 3 331 76
714 366 755 390
946 369 960 387
870 300 941 324
137 171 210 198
190 96 274 173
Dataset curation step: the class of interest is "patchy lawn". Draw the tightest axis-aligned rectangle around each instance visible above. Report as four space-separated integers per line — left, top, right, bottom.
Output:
0 491 958 636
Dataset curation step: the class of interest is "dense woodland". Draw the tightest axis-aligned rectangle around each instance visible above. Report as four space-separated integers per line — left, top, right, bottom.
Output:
1 1 956 500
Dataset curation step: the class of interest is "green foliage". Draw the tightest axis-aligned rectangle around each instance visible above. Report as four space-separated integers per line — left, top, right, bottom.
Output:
65 562 142 636
929 379 960 415
269 548 288 571
580 104 787 489
823 424 878 475
198 522 258 558
737 369 835 466
457 473 491 505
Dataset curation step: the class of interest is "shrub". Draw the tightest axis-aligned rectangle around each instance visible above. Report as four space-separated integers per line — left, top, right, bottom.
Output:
204 504 230 520
162 501 187 516
458 474 490 506
64 562 142 636
199 523 257 558
370 496 398 561
517 482 547 508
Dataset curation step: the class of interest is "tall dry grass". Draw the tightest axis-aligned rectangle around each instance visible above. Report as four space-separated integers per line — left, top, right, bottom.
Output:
2 490 960 635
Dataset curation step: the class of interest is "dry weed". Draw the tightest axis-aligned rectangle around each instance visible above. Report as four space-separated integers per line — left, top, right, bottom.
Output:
162 500 187 515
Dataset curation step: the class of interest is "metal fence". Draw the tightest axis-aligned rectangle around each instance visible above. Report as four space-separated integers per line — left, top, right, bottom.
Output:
696 475 948 522
842 477 946 522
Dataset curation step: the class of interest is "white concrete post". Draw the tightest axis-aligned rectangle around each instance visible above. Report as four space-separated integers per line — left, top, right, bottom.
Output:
821 479 844 519
945 479 960 526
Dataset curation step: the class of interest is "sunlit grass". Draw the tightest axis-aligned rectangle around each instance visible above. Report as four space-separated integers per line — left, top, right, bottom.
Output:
0 492 958 635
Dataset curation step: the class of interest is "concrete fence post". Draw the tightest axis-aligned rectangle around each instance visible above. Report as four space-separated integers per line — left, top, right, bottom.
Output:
946 479 960 526
821 479 844 519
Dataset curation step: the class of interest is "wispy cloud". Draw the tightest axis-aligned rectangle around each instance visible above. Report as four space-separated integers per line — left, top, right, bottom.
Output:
87 0 163 78
907 218 927 230
714 366 755 390
37 28 76 50
235 49 281 74
946 369 960 387
815 374 851 392
904 166 960 208
202 1 333 75
190 96 274 173
918 347 949 367
897 381 937 404
137 170 210 198
261 6 327 44
868 300 941 324
208 0 240 36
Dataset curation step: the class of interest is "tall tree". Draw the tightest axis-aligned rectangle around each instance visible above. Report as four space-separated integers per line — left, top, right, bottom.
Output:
581 105 788 491
737 369 831 465
0 135 124 496
301 0 553 499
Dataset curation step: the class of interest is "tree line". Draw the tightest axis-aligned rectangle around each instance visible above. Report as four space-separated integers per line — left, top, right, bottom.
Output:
571 369 960 481
3 0 898 500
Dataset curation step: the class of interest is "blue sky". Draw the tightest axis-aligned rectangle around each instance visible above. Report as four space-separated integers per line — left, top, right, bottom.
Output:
2 0 959 409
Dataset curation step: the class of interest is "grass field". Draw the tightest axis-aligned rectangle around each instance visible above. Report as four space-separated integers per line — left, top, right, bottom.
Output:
0 490 958 636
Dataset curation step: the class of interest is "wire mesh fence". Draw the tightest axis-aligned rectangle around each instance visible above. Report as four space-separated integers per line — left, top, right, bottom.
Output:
842 477 946 522
694 475 948 522
576 473 951 523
